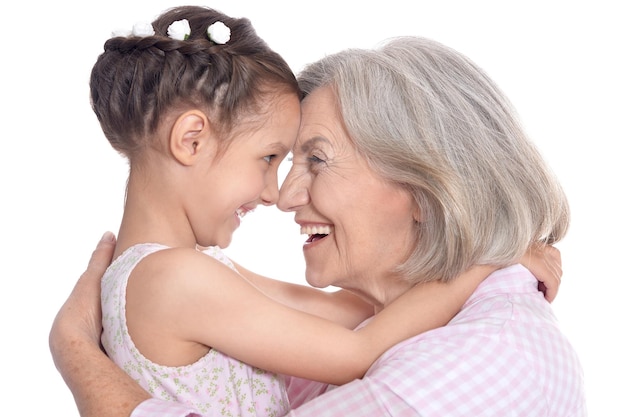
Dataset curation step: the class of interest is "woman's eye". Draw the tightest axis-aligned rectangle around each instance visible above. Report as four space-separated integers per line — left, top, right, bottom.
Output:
307 155 325 164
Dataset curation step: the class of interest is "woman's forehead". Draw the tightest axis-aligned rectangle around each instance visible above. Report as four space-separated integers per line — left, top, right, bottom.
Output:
294 87 352 152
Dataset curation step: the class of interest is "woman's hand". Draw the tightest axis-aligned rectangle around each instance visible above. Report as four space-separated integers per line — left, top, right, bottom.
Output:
49 232 151 417
520 244 562 303
49 231 114 352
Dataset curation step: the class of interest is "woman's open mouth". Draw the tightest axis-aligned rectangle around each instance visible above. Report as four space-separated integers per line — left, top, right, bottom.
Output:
306 234 327 243
301 225 333 244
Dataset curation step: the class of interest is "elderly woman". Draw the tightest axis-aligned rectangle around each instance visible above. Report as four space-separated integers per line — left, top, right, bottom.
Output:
50 37 585 416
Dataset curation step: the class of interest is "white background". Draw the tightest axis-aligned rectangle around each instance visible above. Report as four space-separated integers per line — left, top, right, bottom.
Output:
1 1 623 416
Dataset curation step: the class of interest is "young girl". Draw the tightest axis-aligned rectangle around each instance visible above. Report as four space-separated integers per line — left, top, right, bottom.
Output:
93 6 550 416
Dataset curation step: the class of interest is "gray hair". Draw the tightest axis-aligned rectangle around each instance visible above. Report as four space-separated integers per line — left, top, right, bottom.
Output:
297 36 569 284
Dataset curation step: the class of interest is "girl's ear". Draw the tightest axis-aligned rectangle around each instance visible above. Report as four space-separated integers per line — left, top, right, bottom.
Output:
170 110 213 166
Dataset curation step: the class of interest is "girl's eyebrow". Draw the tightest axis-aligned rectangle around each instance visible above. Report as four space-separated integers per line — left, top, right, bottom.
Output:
266 141 291 155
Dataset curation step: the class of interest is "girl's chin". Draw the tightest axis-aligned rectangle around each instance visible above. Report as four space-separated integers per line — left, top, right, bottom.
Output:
215 234 233 249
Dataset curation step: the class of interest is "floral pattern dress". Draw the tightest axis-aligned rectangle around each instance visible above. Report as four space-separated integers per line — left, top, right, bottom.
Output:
101 243 290 416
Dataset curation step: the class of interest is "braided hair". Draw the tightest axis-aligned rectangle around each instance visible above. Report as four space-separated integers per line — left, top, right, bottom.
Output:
90 5 300 158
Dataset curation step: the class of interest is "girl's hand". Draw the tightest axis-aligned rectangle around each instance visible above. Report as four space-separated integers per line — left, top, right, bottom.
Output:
520 244 562 303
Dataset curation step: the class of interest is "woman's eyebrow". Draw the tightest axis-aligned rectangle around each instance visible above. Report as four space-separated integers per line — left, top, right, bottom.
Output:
298 136 329 153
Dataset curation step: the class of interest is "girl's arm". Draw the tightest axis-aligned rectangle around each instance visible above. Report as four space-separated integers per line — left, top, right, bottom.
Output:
231 261 374 329
128 249 493 386
128 244 559 386
50 235 562 417
233 242 561 325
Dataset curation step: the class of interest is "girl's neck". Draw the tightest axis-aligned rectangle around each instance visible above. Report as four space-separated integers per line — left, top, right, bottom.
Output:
113 173 197 259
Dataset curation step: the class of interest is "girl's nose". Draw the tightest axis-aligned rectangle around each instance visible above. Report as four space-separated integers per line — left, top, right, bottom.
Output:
260 175 279 206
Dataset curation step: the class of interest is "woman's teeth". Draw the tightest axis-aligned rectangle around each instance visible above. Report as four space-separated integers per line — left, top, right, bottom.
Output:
300 225 333 235
299 225 334 244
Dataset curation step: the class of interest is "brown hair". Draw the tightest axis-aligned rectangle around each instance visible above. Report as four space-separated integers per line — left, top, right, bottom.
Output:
90 5 300 158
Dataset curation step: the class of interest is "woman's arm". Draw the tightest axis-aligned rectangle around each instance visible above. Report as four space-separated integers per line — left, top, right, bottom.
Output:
49 232 150 417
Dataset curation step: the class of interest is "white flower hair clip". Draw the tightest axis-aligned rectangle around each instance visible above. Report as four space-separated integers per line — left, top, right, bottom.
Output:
111 19 231 44
110 22 154 38
167 19 191 41
207 21 231 44
131 22 155 37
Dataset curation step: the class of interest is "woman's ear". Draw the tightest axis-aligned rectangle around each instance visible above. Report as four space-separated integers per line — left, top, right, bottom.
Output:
170 110 212 166
412 203 422 223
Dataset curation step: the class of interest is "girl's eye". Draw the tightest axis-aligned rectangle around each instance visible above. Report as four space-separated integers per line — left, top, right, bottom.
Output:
264 155 277 163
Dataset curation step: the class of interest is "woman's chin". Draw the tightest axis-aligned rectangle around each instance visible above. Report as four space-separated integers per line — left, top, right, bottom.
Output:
304 268 333 289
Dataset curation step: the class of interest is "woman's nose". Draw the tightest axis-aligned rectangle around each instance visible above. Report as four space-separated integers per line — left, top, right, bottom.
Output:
278 166 309 212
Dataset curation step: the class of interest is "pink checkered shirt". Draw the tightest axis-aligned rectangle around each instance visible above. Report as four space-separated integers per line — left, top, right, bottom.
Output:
131 264 587 417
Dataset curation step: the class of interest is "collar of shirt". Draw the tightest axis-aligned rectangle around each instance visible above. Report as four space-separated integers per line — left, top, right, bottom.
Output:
462 263 538 309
